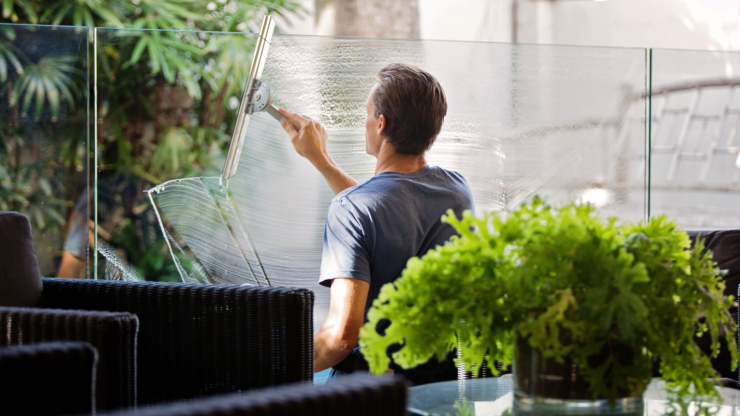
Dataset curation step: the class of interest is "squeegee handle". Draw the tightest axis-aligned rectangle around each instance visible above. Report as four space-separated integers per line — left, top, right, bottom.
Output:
266 103 302 132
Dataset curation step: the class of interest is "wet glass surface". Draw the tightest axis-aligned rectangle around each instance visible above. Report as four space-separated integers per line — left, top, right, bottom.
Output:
135 34 647 327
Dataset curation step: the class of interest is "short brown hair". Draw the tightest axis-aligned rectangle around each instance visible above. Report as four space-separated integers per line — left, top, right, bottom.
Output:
373 63 447 155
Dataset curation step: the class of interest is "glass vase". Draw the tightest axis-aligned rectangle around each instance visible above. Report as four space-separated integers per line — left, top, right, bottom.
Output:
513 335 644 415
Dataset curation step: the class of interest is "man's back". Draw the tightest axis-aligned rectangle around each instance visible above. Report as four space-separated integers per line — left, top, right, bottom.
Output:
319 165 474 383
279 63 468 383
320 165 474 307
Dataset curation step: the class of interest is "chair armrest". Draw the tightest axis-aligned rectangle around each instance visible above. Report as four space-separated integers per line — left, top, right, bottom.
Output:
94 374 408 416
42 278 314 405
0 341 97 415
0 306 137 410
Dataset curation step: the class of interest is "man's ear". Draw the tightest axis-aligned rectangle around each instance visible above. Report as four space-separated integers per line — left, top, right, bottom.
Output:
378 114 386 136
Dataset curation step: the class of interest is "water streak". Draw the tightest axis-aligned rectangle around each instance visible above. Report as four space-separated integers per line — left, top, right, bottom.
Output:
97 239 143 282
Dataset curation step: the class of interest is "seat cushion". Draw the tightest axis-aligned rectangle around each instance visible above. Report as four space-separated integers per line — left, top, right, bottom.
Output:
0 212 43 307
688 230 740 299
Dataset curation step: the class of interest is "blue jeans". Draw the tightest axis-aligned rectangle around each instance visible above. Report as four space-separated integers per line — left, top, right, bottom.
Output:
326 367 368 384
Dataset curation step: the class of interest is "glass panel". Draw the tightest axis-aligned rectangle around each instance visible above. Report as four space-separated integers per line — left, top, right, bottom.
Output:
101 31 646 327
0 24 89 278
649 48 740 229
93 28 257 282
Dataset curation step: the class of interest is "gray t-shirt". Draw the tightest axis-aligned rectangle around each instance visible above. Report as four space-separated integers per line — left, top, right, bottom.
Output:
319 165 475 315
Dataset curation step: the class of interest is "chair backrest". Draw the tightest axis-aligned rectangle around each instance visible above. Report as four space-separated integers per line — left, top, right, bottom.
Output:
0 341 97 416
0 212 43 307
42 278 314 405
94 374 408 416
0 306 138 410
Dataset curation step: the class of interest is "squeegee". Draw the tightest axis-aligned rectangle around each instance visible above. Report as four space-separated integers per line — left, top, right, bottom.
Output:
222 15 300 179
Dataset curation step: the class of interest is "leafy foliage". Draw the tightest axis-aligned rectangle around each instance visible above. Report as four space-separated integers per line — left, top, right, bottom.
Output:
1 0 302 278
359 197 736 400
0 25 84 258
0 28 21 81
0 123 70 230
10 55 78 118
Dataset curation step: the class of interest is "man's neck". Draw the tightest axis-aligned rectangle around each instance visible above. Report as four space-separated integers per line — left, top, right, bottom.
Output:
374 141 427 175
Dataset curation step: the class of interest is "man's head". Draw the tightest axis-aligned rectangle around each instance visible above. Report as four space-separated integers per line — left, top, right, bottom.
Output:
365 63 447 157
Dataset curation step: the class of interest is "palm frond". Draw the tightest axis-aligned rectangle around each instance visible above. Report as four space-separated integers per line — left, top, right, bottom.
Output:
150 127 193 175
204 34 255 102
11 55 78 118
0 35 22 81
2 0 38 23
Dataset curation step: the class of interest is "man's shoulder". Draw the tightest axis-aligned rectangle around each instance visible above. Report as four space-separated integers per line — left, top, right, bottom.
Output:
332 180 381 203
332 166 470 208
429 166 469 185
332 171 407 201
328 180 385 219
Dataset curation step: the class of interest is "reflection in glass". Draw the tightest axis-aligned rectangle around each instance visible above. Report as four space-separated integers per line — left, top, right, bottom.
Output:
650 49 740 229
407 378 739 416
0 24 89 278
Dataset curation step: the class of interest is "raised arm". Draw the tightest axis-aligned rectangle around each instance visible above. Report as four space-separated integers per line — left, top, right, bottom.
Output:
278 108 358 195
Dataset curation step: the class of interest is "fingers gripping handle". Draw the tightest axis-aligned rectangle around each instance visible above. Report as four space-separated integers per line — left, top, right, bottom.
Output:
266 103 301 132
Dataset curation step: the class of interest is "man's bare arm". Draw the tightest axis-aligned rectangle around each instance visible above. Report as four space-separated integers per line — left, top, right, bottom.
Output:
278 108 358 195
313 278 369 373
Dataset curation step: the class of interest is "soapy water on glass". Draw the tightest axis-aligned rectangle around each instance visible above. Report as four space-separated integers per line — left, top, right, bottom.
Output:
106 36 648 329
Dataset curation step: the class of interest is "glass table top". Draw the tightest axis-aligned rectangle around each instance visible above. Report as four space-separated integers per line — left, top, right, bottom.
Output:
408 377 740 416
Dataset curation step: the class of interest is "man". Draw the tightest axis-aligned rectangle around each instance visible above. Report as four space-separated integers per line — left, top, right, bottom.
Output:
278 63 474 385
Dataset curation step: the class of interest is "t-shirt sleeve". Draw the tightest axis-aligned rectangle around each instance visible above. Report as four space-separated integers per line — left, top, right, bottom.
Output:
319 198 372 287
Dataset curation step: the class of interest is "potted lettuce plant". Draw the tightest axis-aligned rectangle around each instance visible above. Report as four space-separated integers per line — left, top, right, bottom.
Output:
359 198 736 407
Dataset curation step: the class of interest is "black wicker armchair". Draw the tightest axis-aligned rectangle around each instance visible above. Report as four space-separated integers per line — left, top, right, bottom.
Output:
0 211 315 412
0 306 137 409
0 341 97 416
41 278 314 405
95 374 408 416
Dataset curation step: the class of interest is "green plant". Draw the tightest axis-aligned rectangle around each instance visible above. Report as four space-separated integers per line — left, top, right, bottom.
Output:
359 197 736 400
10 55 79 118
1 0 303 279
0 123 70 229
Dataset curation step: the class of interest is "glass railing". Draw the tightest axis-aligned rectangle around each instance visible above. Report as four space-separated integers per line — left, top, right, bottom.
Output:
13 24 739 328
649 48 740 229
0 23 89 278
11 25 735 288
5 22 738 387
93 27 256 282
92 28 649 328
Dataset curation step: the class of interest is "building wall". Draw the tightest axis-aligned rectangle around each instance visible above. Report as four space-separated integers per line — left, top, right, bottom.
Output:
544 0 740 50
277 0 512 42
279 0 740 51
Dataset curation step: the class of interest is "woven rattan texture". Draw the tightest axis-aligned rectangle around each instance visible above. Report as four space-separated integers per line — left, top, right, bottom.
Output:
42 278 314 405
95 374 406 416
0 341 97 415
0 307 136 410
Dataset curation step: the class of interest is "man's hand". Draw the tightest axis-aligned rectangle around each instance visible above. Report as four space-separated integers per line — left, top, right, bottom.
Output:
279 108 331 169
278 108 358 194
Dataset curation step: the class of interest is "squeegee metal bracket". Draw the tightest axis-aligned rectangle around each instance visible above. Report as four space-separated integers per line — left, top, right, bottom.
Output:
222 15 276 180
